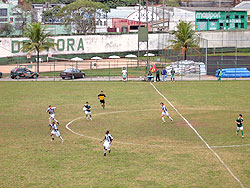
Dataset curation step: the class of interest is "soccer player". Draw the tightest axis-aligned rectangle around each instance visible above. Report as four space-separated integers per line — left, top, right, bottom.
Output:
121 67 128 82
98 91 106 109
171 68 175 82
160 102 173 123
83 102 92 120
101 130 113 156
46 105 59 125
49 122 64 143
236 114 244 138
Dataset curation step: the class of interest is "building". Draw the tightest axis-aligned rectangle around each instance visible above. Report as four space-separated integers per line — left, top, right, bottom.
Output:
234 1 250 28
176 7 247 31
0 0 31 36
180 0 237 7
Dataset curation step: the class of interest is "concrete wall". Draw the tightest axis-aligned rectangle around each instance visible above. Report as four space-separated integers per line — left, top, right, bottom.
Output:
0 33 170 58
199 30 250 48
0 30 250 59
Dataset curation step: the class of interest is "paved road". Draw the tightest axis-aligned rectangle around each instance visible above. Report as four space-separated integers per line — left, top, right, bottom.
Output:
1 75 249 82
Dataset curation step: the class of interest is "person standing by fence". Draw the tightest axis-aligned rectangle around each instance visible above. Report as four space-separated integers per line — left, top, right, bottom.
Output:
161 68 167 81
218 68 222 81
171 68 175 82
156 69 160 82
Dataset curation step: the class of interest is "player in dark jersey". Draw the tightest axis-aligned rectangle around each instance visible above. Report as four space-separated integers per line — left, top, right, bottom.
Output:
236 114 244 138
98 91 106 109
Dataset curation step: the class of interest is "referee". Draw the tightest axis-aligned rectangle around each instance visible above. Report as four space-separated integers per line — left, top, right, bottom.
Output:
98 91 106 109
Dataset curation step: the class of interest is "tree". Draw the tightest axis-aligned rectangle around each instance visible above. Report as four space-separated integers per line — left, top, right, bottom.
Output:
42 5 61 23
57 0 109 34
0 23 14 36
168 21 199 60
94 0 137 8
13 0 34 35
22 22 55 73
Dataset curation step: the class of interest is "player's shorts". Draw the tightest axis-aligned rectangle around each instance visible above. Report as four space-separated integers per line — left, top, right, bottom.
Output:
100 100 105 104
171 74 175 78
51 130 61 137
85 111 91 115
103 141 111 149
162 111 169 116
122 74 127 79
50 114 55 119
237 126 243 131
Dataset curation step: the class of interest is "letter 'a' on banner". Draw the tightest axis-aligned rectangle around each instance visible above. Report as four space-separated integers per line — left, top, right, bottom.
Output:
138 27 148 42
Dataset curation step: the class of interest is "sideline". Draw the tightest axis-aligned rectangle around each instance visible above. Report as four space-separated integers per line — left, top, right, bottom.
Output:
150 82 245 188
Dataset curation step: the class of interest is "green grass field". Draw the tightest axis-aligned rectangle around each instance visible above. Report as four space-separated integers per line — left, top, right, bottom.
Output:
0 81 250 188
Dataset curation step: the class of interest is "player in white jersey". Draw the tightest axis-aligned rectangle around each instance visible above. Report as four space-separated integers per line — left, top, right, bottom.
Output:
49 122 64 143
160 102 173 123
46 105 59 125
121 67 128 82
101 130 113 156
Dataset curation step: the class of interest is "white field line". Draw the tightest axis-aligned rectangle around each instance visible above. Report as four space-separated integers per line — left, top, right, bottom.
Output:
65 110 250 150
150 82 245 188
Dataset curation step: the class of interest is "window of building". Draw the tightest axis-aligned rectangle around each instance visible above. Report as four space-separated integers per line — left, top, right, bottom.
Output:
15 17 23 22
235 15 239 19
248 16 250 21
226 23 229 27
220 23 224 29
104 21 107 26
100 20 102 26
197 19 207 22
241 15 245 19
0 8 7 16
241 23 244 28
130 25 139 30
0 18 8 22
209 19 218 22
226 15 230 19
235 23 238 28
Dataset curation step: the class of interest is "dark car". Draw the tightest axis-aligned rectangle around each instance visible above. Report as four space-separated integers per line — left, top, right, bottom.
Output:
60 68 85 79
0 72 2 78
10 68 39 79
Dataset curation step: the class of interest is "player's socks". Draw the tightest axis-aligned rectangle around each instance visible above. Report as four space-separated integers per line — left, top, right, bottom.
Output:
236 130 239 135
241 131 244 137
161 117 165 122
169 116 173 121
108 149 111 153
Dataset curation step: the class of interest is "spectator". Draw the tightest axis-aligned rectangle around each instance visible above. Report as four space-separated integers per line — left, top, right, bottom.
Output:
156 69 160 82
147 71 153 81
218 68 222 81
161 68 167 81
171 68 175 82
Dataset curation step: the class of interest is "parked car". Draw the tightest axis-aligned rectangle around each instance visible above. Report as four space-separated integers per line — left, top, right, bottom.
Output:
10 68 39 79
60 68 85 79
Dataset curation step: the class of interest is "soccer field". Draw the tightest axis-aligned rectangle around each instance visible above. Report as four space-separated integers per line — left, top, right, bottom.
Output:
0 81 249 188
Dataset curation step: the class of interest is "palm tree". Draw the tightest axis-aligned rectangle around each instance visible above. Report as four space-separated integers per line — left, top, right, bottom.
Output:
22 22 55 73
168 21 199 60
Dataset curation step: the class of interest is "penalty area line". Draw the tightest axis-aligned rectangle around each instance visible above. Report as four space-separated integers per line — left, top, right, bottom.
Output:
150 82 245 188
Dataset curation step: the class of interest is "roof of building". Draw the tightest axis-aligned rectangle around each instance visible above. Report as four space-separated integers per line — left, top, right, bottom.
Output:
179 7 246 12
235 1 250 9
107 8 136 19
